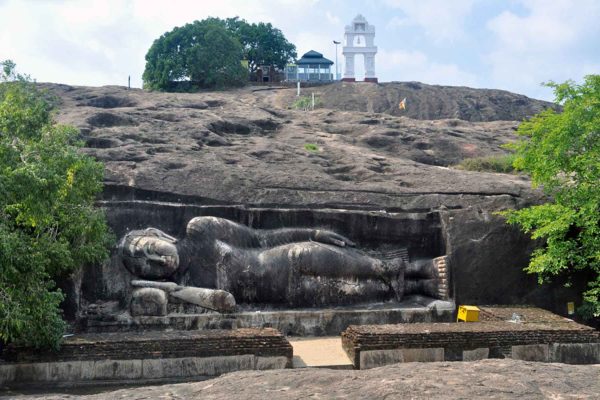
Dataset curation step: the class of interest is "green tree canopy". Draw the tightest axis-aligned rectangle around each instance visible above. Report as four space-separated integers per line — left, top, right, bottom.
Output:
143 20 247 90
224 17 297 73
503 75 600 317
0 61 112 348
142 17 296 91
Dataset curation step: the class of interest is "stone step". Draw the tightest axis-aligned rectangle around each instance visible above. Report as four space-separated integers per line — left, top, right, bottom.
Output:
289 337 354 369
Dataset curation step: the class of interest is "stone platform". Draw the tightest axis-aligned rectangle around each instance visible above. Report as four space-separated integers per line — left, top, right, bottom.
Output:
82 296 455 336
342 306 600 369
0 328 292 389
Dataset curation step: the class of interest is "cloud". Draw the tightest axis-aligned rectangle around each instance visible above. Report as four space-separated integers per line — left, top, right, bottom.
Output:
384 0 476 43
325 11 342 27
386 16 409 30
0 0 320 88
377 49 479 87
0 0 149 86
294 31 338 58
484 0 600 99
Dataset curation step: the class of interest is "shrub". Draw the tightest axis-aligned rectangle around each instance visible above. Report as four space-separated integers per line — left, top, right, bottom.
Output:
293 95 322 111
455 154 517 173
304 143 319 152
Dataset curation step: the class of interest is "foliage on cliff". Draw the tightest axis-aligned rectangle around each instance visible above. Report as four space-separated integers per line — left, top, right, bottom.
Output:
503 75 600 317
0 61 112 349
142 17 296 91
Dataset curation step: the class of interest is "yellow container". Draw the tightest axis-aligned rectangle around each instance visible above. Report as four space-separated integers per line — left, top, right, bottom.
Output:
457 305 480 322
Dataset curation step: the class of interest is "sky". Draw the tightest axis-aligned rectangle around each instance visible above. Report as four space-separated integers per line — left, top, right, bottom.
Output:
1 0 599 101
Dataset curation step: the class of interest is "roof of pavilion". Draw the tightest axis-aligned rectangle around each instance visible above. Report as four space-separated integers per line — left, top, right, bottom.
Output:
296 50 334 65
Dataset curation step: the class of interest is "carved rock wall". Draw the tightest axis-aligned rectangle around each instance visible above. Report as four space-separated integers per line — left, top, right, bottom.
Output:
442 209 588 311
70 201 587 322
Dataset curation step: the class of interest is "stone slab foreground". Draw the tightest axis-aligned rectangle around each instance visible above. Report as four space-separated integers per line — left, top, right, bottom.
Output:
7 359 599 399
290 337 353 369
341 306 600 369
0 328 292 389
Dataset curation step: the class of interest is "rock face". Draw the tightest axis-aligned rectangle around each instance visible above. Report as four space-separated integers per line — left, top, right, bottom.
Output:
42 82 584 321
314 81 559 122
48 83 540 209
5 360 599 399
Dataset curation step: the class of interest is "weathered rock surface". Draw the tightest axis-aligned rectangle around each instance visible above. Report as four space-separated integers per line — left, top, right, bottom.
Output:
46 83 543 211
313 81 559 122
4 360 599 399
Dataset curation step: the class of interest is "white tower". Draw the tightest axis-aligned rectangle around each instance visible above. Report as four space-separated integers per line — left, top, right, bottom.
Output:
342 14 378 83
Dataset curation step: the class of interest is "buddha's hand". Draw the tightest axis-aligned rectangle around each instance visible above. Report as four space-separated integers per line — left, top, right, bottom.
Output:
314 230 356 247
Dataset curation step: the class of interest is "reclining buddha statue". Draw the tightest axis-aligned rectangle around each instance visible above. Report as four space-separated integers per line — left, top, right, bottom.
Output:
118 216 449 315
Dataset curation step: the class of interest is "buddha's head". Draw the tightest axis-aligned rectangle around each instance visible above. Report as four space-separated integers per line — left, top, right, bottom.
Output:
118 228 180 279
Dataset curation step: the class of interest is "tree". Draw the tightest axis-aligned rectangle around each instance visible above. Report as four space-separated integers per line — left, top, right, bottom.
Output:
143 20 247 91
142 17 297 90
224 18 297 74
0 61 112 348
502 75 600 317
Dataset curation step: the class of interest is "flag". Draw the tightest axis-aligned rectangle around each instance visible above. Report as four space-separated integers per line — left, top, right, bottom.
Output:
399 97 407 110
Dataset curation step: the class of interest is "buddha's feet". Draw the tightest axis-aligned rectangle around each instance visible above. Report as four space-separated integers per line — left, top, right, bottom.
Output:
432 255 449 300
404 256 450 300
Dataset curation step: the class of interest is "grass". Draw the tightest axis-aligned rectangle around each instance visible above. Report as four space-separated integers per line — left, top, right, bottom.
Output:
292 95 322 111
454 154 517 173
304 143 319 152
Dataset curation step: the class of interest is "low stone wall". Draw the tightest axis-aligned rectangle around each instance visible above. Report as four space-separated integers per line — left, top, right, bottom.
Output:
342 307 600 369
0 328 292 388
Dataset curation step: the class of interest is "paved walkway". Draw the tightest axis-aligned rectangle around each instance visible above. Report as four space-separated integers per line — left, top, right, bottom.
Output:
289 337 353 369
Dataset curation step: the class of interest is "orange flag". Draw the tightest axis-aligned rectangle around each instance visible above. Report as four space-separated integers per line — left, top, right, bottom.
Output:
399 97 407 110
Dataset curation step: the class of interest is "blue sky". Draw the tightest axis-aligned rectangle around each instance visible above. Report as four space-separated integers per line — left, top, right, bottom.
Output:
1 0 598 100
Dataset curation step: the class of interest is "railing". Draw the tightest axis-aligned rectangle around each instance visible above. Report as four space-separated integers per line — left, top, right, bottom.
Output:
285 73 334 82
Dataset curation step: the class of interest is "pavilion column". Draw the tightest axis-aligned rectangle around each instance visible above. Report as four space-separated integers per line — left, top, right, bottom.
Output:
344 54 355 80
365 54 375 78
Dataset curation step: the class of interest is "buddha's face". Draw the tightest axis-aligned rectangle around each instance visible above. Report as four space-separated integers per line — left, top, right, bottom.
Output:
119 228 179 279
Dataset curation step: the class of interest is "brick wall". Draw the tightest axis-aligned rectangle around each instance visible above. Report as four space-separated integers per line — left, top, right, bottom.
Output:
342 308 599 367
2 328 292 364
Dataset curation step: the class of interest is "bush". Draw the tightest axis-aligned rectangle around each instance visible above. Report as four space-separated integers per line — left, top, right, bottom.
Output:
304 143 319 152
0 61 112 349
293 95 322 111
455 154 517 173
